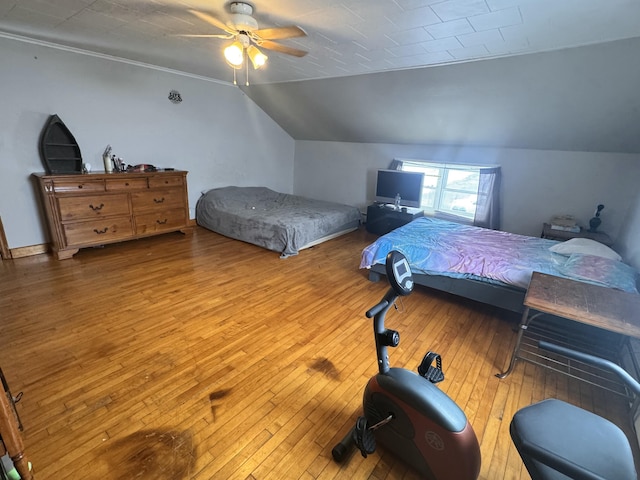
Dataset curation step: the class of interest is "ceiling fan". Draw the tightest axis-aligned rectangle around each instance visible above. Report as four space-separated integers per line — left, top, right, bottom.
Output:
181 2 308 84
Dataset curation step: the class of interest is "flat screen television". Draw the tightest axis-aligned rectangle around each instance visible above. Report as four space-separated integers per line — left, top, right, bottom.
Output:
375 169 424 208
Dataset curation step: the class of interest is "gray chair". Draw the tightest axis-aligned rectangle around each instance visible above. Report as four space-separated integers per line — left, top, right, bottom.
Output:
510 341 638 480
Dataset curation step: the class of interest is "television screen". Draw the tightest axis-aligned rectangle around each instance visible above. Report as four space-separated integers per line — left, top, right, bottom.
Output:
375 169 424 208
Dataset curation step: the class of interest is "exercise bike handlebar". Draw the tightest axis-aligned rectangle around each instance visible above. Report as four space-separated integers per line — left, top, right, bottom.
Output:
366 289 398 318
538 340 640 397
366 300 389 318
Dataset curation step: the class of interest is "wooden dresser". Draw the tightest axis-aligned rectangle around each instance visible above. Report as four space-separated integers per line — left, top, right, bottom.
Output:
33 170 193 259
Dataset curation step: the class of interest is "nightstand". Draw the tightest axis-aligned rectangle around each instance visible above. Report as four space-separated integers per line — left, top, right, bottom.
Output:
366 204 424 235
541 223 613 246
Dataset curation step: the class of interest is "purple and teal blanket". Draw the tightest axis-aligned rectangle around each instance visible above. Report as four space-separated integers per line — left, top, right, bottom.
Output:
361 217 638 293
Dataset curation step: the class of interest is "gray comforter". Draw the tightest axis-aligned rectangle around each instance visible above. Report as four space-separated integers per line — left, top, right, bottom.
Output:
196 186 361 257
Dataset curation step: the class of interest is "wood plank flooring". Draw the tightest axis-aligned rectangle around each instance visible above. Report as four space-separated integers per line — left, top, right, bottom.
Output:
0 226 634 479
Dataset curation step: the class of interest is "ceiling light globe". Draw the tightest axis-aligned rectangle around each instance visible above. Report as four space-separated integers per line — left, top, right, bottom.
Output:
247 45 268 69
224 41 244 67
253 53 267 68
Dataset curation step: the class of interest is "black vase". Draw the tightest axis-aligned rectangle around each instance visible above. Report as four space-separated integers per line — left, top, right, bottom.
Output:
589 216 601 232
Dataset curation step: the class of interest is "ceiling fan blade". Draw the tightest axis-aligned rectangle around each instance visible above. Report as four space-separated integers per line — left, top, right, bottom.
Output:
253 25 307 40
258 40 308 57
176 34 233 39
188 9 236 35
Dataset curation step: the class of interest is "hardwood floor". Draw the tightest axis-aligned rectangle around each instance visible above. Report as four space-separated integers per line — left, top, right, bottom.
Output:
0 226 634 479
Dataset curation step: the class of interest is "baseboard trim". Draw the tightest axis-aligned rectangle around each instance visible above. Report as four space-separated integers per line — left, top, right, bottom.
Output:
10 244 50 259
5 223 197 259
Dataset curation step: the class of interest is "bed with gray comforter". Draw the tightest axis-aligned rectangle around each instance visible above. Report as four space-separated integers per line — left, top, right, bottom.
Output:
196 186 361 257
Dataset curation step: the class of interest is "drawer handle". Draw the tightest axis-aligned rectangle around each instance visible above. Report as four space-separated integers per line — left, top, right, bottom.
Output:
157 219 168 225
154 197 165 203
89 203 105 212
78 185 83 189
93 227 109 234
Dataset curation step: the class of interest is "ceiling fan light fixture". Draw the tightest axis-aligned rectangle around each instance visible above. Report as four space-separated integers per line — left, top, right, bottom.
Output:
247 45 267 69
184 4 308 84
224 40 244 67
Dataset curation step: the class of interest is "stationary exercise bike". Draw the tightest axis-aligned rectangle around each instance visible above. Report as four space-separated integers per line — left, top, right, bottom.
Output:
332 251 481 479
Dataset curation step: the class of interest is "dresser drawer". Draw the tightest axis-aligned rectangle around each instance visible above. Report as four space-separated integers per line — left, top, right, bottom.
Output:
53 179 105 193
105 177 148 191
58 194 130 221
63 217 133 246
148 175 184 189
135 209 187 235
131 189 185 212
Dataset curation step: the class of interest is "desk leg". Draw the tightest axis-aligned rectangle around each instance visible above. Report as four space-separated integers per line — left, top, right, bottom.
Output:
0 391 33 479
624 337 640 381
496 308 541 379
0 370 33 480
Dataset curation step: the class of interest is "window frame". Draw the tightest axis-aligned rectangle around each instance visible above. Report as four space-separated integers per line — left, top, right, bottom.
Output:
396 159 484 221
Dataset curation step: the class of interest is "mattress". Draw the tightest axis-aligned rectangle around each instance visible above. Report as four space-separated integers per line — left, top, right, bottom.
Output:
196 186 361 257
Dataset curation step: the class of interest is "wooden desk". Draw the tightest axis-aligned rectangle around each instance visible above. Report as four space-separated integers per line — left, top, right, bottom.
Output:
497 272 640 394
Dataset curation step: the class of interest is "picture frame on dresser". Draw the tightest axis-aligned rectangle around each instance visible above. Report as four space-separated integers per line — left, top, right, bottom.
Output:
32 170 193 260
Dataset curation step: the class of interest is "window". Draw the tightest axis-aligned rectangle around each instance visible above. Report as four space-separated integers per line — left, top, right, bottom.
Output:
399 160 482 220
389 158 501 229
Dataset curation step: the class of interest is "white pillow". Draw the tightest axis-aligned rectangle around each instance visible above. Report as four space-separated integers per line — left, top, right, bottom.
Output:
549 237 621 261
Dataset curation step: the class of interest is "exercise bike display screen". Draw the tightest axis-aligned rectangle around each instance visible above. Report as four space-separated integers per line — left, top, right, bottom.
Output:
386 251 414 296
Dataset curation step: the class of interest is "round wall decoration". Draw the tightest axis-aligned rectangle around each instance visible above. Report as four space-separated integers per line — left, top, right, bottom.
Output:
168 90 182 104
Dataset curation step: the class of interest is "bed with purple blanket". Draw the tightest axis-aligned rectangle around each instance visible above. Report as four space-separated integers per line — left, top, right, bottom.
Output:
361 217 638 313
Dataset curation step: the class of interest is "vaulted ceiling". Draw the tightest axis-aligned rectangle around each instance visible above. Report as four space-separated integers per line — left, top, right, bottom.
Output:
2 0 640 85
240 36 640 153
2 1 640 152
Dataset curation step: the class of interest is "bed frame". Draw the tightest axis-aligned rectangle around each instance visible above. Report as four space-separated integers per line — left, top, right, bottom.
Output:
368 264 527 314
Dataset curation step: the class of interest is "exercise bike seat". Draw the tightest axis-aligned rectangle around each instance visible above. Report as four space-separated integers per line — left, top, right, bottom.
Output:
510 398 637 480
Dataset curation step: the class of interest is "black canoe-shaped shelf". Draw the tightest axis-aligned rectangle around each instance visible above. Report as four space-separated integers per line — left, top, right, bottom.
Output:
39 114 83 174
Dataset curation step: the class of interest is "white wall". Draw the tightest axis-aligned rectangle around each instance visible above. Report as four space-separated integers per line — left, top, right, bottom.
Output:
617 190 640 270
0 36 294 249
294 141 640 267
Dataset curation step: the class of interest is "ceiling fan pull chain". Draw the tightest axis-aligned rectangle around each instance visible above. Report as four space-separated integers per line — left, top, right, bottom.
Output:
246 55 250 86
233 67 237 85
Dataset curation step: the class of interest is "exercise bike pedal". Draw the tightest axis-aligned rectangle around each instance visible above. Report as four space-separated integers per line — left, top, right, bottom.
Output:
354 417 376 458
418 351 445 384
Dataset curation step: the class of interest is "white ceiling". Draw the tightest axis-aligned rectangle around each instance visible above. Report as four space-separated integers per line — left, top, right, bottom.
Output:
1 0 640 85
